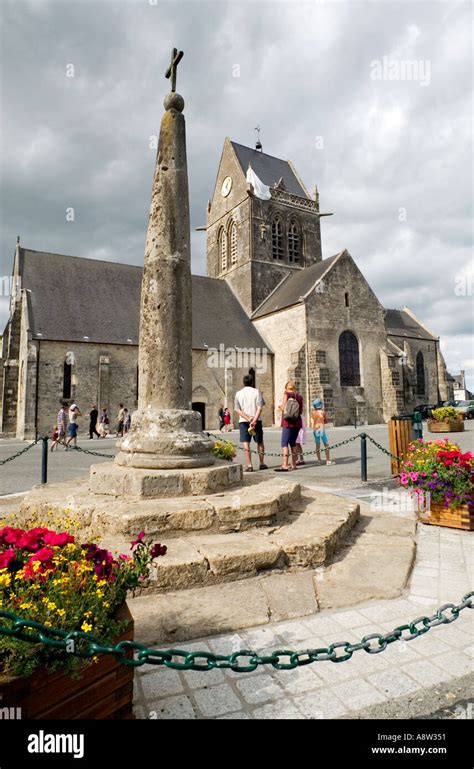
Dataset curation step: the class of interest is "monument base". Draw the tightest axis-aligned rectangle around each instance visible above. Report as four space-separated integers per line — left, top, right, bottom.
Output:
90 460 243 499
115 407 215 470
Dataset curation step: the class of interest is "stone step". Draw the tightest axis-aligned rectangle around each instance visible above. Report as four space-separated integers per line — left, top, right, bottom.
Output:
20 477 302 538
104 494 360 592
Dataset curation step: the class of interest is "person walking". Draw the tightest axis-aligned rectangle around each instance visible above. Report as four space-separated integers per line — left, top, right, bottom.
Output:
123 408 131 434
65 402 82 449
115 403 125 437
311 398 335 465
89 404 100 439
218 405 225 432
234 374 268 472
99 407 109 437
275 381 303 472
56 400 68 449
223 407 231 431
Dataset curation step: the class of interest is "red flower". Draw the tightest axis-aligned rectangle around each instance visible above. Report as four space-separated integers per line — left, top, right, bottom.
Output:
29 547 55 563
42 531 75 547
130 531 145 549
0 548 16 569
150 543 167 559
0 527 25 546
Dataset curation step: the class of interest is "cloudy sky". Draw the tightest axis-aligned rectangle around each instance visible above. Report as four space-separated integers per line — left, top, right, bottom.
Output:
0 0 472 388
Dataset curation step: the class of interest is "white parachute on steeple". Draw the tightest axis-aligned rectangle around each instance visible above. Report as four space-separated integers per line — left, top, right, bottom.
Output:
246 164 272 200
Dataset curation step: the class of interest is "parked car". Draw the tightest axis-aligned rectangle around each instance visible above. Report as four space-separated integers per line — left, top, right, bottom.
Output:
453 400 474 419
416 404 436 419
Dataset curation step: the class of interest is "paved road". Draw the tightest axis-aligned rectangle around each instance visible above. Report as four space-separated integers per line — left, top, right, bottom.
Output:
1 422 473 497
132 523 474 720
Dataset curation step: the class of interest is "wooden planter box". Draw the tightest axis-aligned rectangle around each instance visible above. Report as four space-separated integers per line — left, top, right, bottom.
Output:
427 419 464 433
417 502 474 531
0 603 134 719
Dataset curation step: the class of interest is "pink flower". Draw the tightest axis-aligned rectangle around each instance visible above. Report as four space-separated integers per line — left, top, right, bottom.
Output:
118 553 132 561
130 531 145 549
409 472 419 481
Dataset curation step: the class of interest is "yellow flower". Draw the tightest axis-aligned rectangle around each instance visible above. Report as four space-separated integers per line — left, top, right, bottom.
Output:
57 608 66 617
81 621 93 633
103 601 110 609
19 602 32 610
96 590 104 598
0 573 11 587
44 620 52 627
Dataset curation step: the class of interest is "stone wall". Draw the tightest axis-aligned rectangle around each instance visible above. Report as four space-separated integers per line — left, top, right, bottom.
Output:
191 349 274 430
387 335 440 407
32 340 139 438
252 304 307 424
304 251 386 425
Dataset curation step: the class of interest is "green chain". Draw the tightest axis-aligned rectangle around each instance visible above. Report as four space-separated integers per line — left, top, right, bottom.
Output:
210 433 360 458
68 445 116 459
0 439 39 466
365 434 402 462
0 593 471 671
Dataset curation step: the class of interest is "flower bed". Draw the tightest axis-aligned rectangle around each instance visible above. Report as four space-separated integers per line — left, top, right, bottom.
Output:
0 524 166 679
428 406 464 433
399 438 473 530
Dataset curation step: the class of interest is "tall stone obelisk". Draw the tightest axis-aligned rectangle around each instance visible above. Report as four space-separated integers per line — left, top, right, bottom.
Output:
116 49 214 469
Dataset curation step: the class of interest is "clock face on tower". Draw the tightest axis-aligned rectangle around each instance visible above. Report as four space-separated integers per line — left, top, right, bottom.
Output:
221 176 233 197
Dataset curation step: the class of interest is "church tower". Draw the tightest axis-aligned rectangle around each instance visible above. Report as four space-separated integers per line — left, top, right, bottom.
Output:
206 137 323 314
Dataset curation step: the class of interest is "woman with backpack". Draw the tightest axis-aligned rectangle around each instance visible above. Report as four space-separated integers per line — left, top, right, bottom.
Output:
274 381 303 472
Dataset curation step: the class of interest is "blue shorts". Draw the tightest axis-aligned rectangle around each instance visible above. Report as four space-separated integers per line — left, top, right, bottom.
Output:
313 429 328 445
239 421 264 444
281 426 300 448
67 423 78 438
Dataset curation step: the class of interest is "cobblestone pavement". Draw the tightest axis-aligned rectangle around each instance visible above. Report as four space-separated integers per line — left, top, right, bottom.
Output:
133 524 473 719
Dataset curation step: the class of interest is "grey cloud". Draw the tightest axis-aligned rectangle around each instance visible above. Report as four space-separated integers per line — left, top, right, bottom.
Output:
0 0 472 387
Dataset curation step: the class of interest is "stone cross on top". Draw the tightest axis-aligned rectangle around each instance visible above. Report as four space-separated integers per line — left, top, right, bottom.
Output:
165 47 184 93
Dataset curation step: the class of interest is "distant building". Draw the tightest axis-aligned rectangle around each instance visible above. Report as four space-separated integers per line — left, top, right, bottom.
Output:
452 371 472 401
1 140 452 438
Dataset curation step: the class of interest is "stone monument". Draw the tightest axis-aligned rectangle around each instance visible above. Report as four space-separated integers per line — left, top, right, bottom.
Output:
89 49 242 497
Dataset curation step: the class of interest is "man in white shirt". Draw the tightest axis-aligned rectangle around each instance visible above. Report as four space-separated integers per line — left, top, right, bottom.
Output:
65 402 82 448
234 375 268 472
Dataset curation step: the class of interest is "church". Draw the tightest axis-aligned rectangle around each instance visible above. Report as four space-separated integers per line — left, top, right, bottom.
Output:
0 138 452 439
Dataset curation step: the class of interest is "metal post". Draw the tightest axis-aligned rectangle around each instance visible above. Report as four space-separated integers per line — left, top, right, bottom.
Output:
360 432 367 482
41 436 48 484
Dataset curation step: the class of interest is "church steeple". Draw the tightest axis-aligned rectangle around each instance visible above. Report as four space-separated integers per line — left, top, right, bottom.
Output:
206 138 324 314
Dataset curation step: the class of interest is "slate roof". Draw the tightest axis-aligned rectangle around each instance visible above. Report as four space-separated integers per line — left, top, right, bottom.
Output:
17 248 268 350
385 309 437 341
230 141 308 198
252 253 341 319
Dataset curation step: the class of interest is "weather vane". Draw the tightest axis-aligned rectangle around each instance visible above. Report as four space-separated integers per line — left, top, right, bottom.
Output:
255 125 262 151
165 47 184 92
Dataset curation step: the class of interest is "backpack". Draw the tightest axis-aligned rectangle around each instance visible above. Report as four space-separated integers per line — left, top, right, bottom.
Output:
283 396 300 423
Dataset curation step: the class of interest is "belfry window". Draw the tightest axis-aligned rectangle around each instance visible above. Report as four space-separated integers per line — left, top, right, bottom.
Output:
272 216 283 260
288 220 300 263
229 220 237 265
218 227 227 272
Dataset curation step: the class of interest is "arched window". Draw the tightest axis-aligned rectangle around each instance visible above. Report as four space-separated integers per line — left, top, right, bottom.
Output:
271 216 283 260
288 220 300 263
218 227 227 272
229 220 237 265
339 331 360 386
416 351 425 395
63 361 72 399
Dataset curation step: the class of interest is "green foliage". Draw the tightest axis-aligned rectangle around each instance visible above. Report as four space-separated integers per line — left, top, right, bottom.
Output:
431 406 459 422
211 440 237 461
